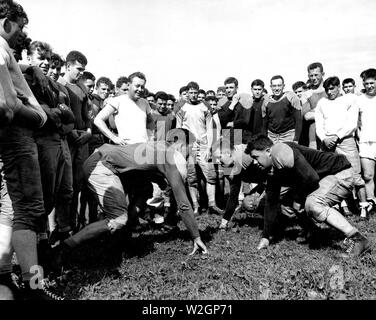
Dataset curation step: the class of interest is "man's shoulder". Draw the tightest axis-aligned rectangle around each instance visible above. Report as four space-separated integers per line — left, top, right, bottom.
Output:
271 143 294 169
137 97 150 107
237 93 253 109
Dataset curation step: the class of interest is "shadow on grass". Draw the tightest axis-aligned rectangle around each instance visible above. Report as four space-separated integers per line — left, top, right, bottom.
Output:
63 222 219 299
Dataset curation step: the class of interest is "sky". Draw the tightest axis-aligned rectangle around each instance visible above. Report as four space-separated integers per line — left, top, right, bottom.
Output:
22 0 376 96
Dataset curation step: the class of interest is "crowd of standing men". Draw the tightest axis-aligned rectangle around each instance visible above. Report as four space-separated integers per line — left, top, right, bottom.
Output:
0 0 375 300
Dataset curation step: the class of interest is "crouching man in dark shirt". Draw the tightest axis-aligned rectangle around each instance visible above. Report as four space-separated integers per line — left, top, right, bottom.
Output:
53 128 207 267
245 134 372 259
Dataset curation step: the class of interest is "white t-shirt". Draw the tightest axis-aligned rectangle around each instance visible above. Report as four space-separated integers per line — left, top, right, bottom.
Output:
176 102 211 146
358 93 376 143
107 94 151 144
315 93 359 141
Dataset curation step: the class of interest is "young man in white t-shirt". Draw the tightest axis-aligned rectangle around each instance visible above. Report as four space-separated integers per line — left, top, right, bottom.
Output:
94 72 154 145
176 81 222 215
315 76 368 218
358 68 376 212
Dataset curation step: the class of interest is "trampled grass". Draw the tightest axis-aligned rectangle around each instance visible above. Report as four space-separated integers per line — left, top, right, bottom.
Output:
60 211 376 300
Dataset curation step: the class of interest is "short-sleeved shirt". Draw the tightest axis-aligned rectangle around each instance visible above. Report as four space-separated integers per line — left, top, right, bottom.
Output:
357 93 376 143
106 95 151 144
176 102 211 146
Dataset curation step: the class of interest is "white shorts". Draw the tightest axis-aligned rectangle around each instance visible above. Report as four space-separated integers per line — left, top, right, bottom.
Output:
359 142 376 161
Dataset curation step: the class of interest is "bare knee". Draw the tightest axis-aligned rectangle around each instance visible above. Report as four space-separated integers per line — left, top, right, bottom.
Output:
305 197 327 222
362 171 374 182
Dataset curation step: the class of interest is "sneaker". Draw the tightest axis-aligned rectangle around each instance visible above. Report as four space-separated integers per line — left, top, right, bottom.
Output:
20 279 64 300
340 232 371 259
208 205 224 215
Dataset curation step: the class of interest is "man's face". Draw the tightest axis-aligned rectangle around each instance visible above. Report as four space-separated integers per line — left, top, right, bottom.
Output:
28 49 51 75
97 83 110 100
342 82 355 94
156 98 168 114
180 90 188 102
216 90 226 99
325 84 341 100
3 17 26 49
308 67 324 88
147 96 155 104
225 82 237 99
198 93 206 102
251 85 264 99
208 99 219 111
116 83 128 95
167 99 174 110
187 88 198 104
363 77 376 96
47 64 61 82
294 86 306 98
128 77 146 101
82 79 95 95
250 149 272 170
270 78 285 97
67 60 85 82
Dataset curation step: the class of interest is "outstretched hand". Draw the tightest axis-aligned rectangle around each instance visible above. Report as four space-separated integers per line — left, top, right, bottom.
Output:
189 237 208 255
257 238 270 250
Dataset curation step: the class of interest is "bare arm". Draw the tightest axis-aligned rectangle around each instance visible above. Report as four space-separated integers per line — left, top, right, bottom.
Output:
94 104 127 145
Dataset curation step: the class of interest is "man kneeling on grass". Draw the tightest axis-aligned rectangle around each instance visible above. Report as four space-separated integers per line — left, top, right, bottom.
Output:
245 134 372 258
53 129 207 267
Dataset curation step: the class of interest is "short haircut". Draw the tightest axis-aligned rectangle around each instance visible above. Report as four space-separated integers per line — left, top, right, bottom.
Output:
0 1 28 23
96 76 112 89
245 134 273 154
198 89 206 95
360 68 376 81
342 78 355 86
116 76 129 88
128 72 146 83
167 94 176 102
270 75 284 84
50 53 64 69
292 81 308 92
307 62 324 73
224 77 238 87
251 79 265 88
66 50 87 66
186 81 199 91
147 92 155 98
80 71 95 82
206 90 215 96
217 86 226 93
155 91 169 101
205 96 218 102
179 86 188 95
323 76 340 90
27 40 52 56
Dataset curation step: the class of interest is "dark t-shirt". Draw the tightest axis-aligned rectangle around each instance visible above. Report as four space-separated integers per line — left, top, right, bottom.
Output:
61 81 91 130
84 142 200 239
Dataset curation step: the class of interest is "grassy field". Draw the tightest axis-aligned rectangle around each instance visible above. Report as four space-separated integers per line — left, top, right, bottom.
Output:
58 209 376 300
